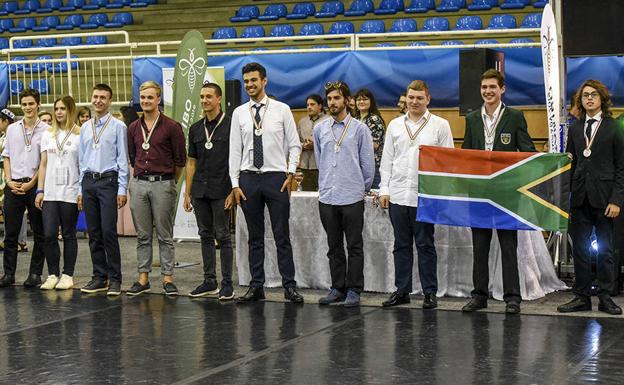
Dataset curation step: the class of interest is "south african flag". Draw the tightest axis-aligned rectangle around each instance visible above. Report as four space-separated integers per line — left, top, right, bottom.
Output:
416 146 571 231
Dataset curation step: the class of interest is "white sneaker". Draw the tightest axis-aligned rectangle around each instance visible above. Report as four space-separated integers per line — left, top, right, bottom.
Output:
55 274 74 290
40 275 59 290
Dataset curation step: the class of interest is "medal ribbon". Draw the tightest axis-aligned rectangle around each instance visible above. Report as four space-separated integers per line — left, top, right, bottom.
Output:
404 112 430 143
481 104 505 148
249 99 270 133
330 116 353 150
91 114 113 147
22 119 39 148
141 112 160 147
55 125 76 153
583 118 603 151
204 112 226 145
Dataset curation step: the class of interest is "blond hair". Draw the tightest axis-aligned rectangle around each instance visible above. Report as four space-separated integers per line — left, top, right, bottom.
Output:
139 80 162 97
51 96 80 137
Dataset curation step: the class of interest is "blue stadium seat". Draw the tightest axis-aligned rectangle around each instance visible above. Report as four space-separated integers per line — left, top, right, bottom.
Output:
60 36 82 46
405 0 434 13
437 0 466 12
286 2 315 19
0 38 9 49
315 1 344 18
14 0 40 14
56 14 84 30
533 0 548 8
475 39 498 44
0 19 13 30
10 17 37 32
9 57 27 73
269 24 294 37
344 0 373 16
29 80 50 94
13 39 33 49
376 42 395 47
329 21 354 34
80 12 108 29
212 27 236 39
422 17 449 31
299 22 324 35
390 18 417 32
258 4 287 21
29 56 53 73
359 20 385 33
11 80 24 95
56 54 79 72
3 1 19 13
230 5 259 22
86 35 108 44
488 14 516 29
500 0 525 9
60 0 85 11
521 13 542 27
83 0 108 10
441 40 464 45
455 15 483 30
240 25 265 38
105 11 133 27
510 37 534 43
34 15 60 31
374 0 404 15
106 0 132 9
468 0 492 10
35 37 57 47
409 41 429 46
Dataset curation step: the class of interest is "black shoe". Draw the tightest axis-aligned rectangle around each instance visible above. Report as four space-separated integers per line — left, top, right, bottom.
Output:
505 302 521 314
598 296 623 315
23 274 41 288
127 281 151 296
0 274 15 287
557 296 591 313
163 282 179 296
189 281 218 298
107 281 122 296
319 288 345 305
423 293 438 309
237 286 265 303
382 291 410 307
462 298 487 312
81 278 108 293
284 287 304 303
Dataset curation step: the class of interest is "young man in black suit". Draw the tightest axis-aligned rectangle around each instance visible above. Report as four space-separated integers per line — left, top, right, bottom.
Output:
461 69 536 314
558 79 624 315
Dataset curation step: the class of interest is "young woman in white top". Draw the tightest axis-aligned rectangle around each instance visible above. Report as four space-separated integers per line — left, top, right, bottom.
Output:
35 96 81 290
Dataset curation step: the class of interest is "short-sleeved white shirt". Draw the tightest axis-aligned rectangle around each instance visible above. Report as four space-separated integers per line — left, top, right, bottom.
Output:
40 129 80 203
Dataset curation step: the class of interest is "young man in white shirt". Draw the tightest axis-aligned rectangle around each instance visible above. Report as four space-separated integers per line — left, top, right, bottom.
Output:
378 80 454 309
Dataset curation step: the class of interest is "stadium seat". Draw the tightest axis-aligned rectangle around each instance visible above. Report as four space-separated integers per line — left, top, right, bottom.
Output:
60 36 82 46
487 14 517 29
56 54 79 72
80 13 108 29
230 5 259 22
56 14 84 30
130 0 152 8
29 80 50 95
258 4 287 21
60 0 86 11
422 17 449 31
2 1 19 13
441 40 464 45
500 0 526 9
13 39 33 49
10 80 24 95
405 0 435 13
455 15 483 30
510 37 534 43
0 19 14 31
106 0 132 9
329 21 354 34
269 24 295 37
212 27 237 39
29 56 53 73
315 1 344 18
344 0 374 17
33 15 60 31
10 17 37 33
9 56 28 73
468 0 493 11
14 0 40 14
83 0 108 10
521 13 542 28
35 37 57 47
437 0 466 12
0 38 9 49
105 12 133 27
86 35 108 44
390 18 417 33
376 42 395 47
374 0 404 15
409 41 429 46
299 22 324 35
534 0 548 8
240 25 265 38
475 39 498 44
286 2 315 19
359 20 385 33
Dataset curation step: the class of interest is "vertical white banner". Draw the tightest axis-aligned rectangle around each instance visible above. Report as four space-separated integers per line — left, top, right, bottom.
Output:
541 4 563 153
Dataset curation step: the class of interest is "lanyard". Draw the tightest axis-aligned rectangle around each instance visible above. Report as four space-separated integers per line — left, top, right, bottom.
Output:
204 112 225 149
22 119 39 151
330 116 352 153
481 104 505 148
404 112 430 146
55 125 76 154
249 99 270 135
91 114 113 148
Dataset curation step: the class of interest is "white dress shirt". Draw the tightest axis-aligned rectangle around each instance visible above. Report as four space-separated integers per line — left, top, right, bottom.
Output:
584 110 603 137
229 95 302 188
2 119 48 179
379 111 454 207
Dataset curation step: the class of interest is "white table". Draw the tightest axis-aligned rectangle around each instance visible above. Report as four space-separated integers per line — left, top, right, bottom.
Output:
236 192 567 300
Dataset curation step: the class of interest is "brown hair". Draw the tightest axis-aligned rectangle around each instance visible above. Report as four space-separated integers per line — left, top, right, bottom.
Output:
52 96 79 137
575 79 613 118
480 69 505 87
406 80 430 96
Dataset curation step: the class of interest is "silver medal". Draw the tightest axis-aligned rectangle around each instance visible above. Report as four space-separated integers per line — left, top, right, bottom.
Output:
205 141 213 150
25 145 32 152
254 129 262 136
334 144 340 153
92 143 99 150
142 142 150 151
583 148 591 157
410 140 416 147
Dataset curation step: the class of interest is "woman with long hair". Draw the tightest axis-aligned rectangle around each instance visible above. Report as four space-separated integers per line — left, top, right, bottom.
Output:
354 88 385 189
77 106 91 126
35 96 81 290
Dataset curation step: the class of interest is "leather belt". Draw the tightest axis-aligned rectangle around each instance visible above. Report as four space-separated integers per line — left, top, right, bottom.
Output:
85 171 118 180
136 174 173 182
11 177 31 182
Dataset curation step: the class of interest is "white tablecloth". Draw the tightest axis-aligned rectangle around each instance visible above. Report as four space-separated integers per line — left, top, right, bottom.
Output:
236 192 567 300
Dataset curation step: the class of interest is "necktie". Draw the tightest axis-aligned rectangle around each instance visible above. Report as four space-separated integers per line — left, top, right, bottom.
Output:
253 104 264 169
585 119 596 139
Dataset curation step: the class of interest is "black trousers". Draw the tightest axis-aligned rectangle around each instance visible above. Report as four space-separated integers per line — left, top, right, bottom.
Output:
192 196 233 287
470 228 521 303
42 201 78 277
570 202 615 298
82 175 122 283
239 172 296 288
318 200 365 294
2 186 45 277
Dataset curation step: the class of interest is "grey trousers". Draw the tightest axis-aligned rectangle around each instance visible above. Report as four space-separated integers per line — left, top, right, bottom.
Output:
129 178 177 276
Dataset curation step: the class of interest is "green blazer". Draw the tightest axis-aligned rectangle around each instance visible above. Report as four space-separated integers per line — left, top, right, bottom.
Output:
462 106 536 152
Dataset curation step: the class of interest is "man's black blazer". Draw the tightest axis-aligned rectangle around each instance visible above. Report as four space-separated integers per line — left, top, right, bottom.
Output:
567 116 624 209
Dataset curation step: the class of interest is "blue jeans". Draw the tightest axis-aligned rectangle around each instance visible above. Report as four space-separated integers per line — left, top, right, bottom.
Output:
388 203 437 295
